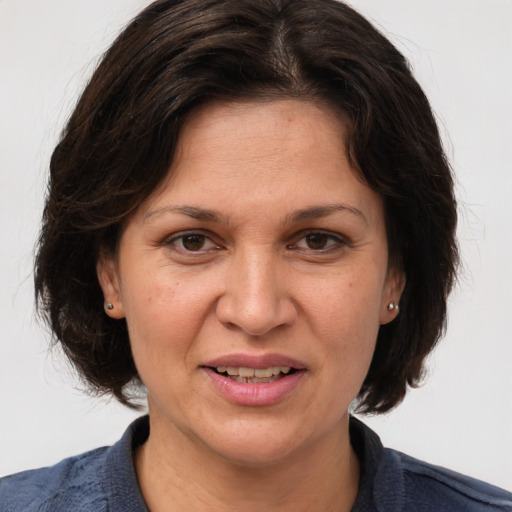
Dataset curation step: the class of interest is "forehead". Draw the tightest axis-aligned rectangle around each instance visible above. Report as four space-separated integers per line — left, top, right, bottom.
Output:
140 99 383 227
174 99 345 171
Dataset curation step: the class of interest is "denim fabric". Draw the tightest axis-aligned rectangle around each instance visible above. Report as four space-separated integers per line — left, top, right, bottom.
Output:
0 416 149 512
1 415 511 511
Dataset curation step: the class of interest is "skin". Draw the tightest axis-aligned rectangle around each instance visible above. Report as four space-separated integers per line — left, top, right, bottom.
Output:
98 99 404 511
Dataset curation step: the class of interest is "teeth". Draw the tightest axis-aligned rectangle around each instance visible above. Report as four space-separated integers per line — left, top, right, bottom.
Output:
239 367 255 378
216 365 292 377
254 368 272 378
229 375 280 383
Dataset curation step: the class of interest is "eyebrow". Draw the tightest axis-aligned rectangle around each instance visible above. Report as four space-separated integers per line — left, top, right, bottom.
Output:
287 204 368 226
144 205 224 223
145 203 367 225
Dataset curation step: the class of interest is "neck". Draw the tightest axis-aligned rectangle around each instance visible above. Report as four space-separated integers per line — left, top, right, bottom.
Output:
135 413 360 512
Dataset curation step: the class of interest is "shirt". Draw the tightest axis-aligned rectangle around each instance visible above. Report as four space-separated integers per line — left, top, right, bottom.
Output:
1 415 511 511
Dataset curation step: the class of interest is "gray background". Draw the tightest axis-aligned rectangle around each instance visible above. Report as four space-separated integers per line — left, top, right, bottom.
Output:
1 0 511 490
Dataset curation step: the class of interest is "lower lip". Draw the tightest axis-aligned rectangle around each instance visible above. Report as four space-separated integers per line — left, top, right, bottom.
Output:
203 368 306 406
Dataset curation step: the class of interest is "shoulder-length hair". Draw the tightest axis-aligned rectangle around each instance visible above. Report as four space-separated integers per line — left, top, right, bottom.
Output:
35 0 458 413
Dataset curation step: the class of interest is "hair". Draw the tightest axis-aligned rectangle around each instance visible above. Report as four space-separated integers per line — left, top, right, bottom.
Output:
35 0 458 413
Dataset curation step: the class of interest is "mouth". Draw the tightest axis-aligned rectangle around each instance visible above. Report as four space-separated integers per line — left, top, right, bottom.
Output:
210 365 296 383
201 354 306 405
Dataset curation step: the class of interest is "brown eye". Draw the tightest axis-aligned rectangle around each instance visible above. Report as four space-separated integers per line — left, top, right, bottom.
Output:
291 231 344 252
166 232 220 255
181 234 206 251
305 233 329 250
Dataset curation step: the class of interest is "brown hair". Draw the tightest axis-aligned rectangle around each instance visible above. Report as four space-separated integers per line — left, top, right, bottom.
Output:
35 0 458 412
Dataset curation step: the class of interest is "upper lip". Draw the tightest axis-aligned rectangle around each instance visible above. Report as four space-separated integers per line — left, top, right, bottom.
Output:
202 353 306 370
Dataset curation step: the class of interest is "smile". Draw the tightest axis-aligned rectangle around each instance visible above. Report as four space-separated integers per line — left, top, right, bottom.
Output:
214 366 293 383
203 364 305 406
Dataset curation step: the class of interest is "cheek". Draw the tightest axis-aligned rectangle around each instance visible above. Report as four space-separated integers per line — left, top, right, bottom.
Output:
303 268 383 365
305 268 384 327
120 270 207 358
121 275 207 401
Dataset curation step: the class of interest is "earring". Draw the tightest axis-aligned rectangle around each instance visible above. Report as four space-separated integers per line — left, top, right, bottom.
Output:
105 303 114 311
387 302 399 312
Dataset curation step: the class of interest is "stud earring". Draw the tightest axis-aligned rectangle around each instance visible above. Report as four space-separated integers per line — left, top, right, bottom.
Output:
105 303 114 311
387 302 399 312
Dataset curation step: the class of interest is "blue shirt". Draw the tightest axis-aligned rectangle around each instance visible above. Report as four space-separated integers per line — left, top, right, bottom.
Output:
1 415 511 511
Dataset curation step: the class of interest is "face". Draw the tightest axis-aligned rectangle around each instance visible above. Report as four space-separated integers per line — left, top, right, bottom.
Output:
98 99 403 466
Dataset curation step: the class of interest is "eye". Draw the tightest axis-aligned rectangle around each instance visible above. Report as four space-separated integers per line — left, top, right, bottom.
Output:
290 231 345 251
167 232 219 252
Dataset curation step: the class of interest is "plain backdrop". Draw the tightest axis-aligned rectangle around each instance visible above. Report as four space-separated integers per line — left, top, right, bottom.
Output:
1 0 511 491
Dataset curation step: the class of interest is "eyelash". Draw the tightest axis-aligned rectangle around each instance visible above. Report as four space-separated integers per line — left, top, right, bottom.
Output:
164 230 347 254
165 231 221 253
288 231 347 252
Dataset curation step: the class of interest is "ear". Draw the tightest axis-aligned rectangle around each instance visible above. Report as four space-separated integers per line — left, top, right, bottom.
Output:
96 250 125 319
379 266 406 325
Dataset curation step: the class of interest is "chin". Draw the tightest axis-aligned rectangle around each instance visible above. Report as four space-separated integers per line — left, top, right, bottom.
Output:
203 416 331 469
215 438 303 468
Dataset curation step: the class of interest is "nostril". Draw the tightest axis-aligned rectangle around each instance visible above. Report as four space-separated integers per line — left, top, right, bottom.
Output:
215 275 298 336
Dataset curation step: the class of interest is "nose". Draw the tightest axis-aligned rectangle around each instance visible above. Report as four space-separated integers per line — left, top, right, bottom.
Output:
215 249 297 336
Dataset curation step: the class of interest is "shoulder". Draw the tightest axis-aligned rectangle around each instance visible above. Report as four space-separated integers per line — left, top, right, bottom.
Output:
379 448 512 511
350 416 512 512
0 446 110 512
0 415 149 512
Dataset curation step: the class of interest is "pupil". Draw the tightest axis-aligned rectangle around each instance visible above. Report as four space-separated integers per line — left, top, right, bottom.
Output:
183 235 205 251
306 233 328 249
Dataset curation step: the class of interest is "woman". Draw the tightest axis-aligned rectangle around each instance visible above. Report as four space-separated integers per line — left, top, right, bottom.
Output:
1 0 511 510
